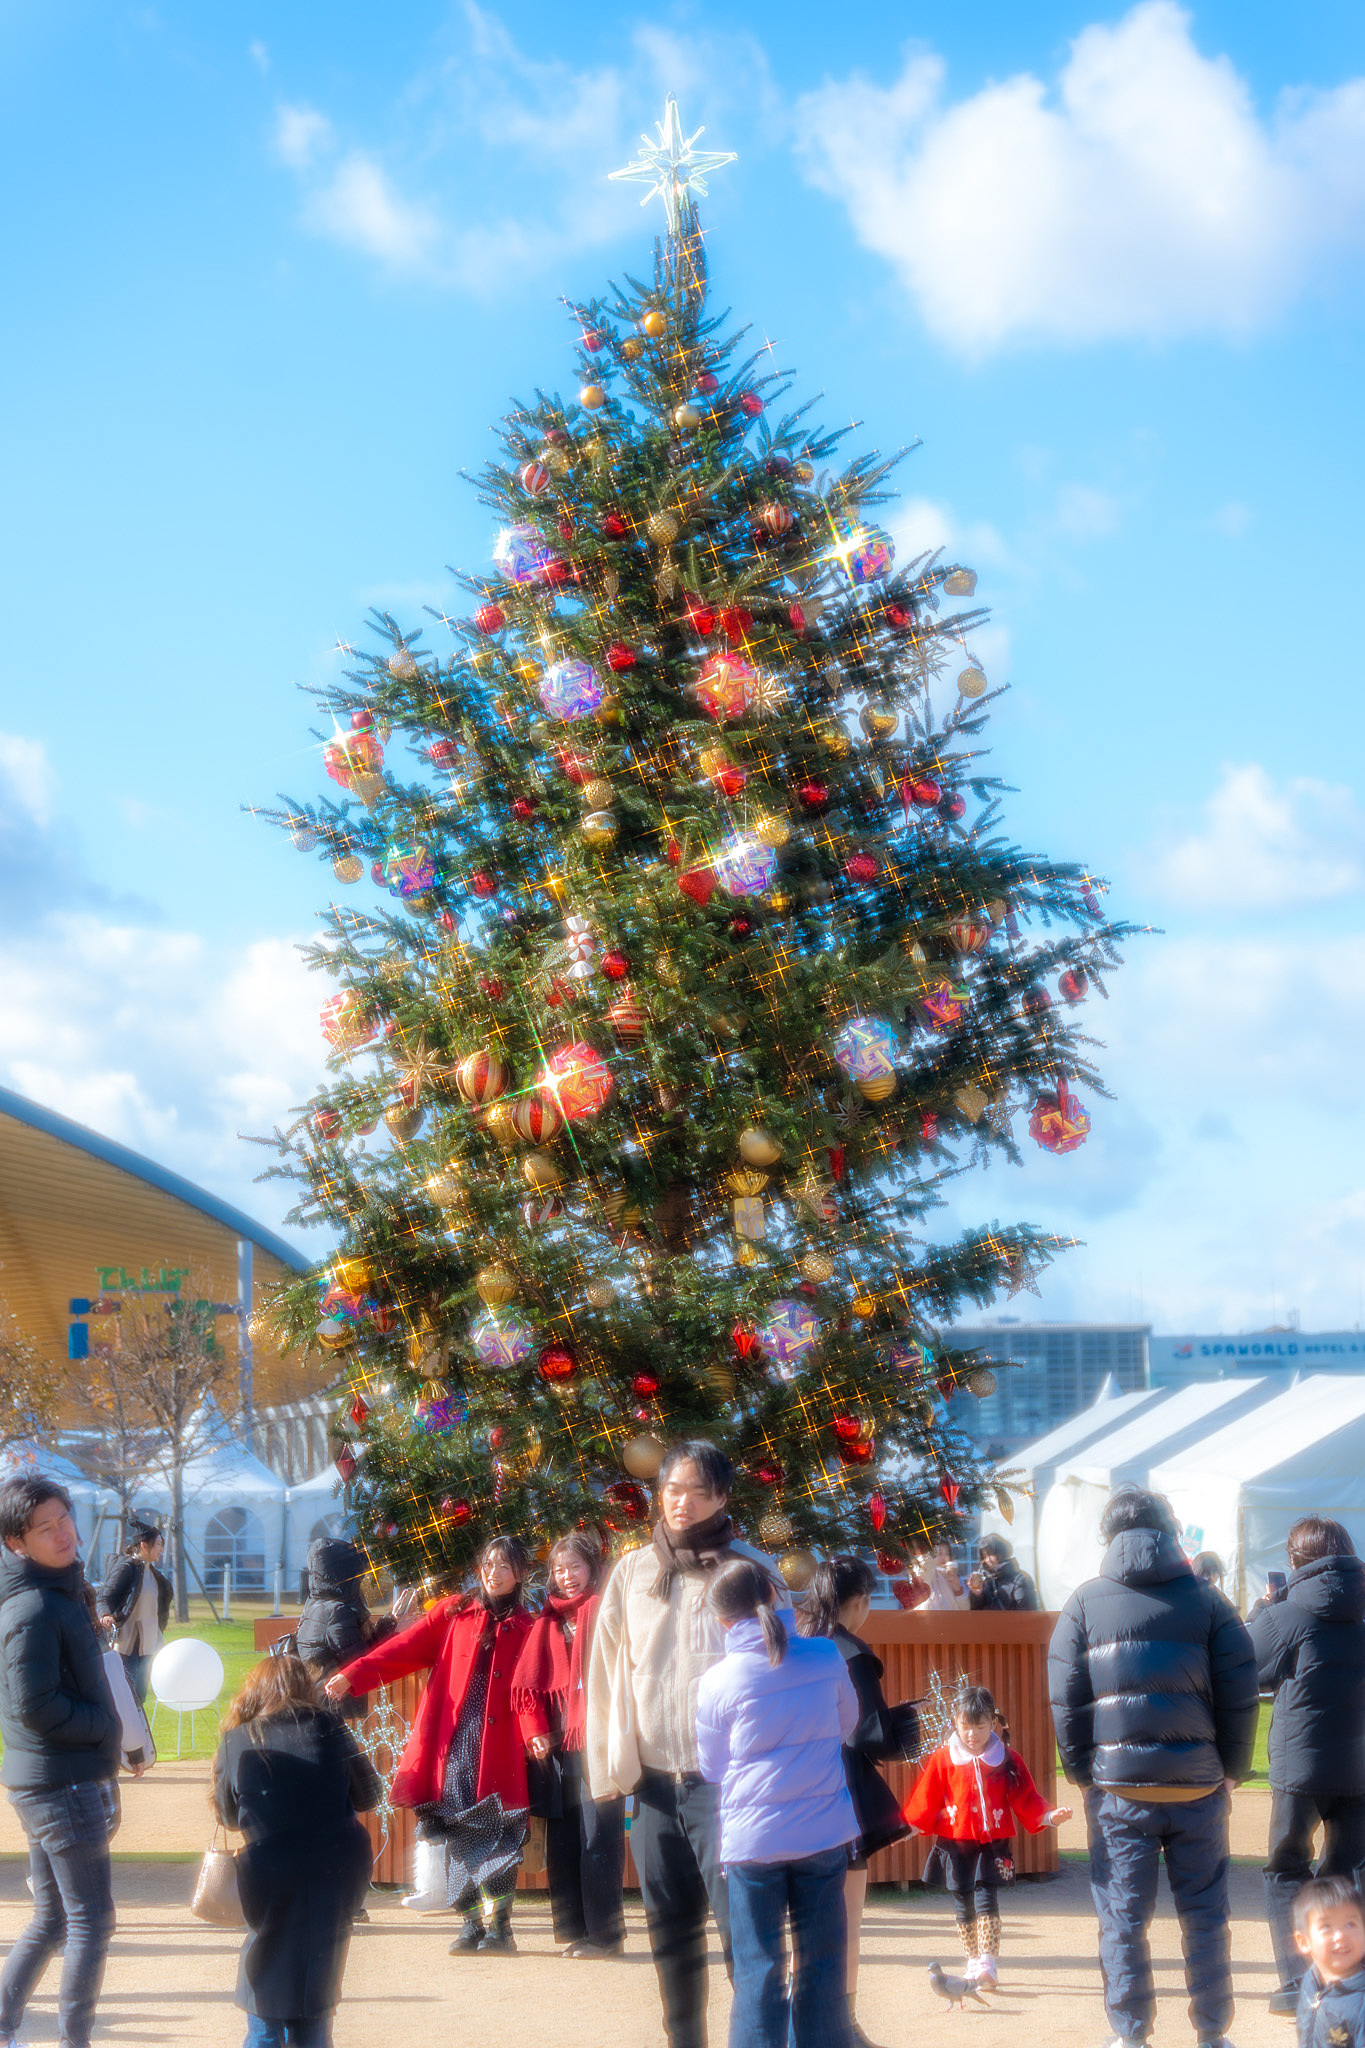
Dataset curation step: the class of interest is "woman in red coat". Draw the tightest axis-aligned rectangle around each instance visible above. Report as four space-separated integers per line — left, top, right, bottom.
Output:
903 1684 1070 1988
325 1536 533 1956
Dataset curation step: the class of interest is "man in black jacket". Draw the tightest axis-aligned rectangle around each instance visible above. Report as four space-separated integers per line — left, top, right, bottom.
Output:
968 1533 1039 1611
1248 1516 1365 2017
0 1475 121 2048
1049 1484 1258 2048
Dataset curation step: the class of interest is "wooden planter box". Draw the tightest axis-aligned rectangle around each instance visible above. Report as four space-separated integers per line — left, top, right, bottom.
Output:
255 1608 1058 1888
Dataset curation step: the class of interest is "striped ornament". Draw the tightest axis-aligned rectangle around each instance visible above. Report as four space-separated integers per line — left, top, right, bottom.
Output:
456 1047 510 1105
510 1094 564 1144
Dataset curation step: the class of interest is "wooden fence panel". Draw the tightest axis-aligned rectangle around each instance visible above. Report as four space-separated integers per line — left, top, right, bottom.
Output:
255 1609 1058 1888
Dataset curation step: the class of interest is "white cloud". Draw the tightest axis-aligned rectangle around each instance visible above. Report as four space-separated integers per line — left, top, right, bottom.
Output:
796 1 1365 352
1211 501 1252 538
0 733 54 829
1151 763 1365 911
273 102 332 171
249 39 269 74
1053 483 1121 538
305 154 439 269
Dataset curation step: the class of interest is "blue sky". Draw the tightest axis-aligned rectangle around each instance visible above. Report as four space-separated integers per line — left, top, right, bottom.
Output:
3 0 1365 1332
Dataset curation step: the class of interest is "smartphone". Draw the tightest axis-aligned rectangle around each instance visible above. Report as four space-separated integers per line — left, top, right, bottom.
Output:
1266 1571 1287 1597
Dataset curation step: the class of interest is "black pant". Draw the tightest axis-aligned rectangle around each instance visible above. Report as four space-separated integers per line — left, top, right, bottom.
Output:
545 1752 625 1949
632 1771 732 2048
0 1783 117 2048
1264 1789 1365 1991
1086 1786 1232 2044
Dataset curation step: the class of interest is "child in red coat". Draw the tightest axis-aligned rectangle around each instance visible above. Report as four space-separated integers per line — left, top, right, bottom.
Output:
903 1684 1070 1988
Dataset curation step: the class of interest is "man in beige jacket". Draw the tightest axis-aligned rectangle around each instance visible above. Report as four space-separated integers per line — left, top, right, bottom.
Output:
587 1439 788 2048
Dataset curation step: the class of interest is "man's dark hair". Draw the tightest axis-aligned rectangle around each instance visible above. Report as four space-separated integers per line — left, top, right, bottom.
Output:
657 1439 734 1498
1100 1485 1177 1545
980 1533 1013 1563
1293 1874 1365 1935
1287 1517 1356 1573
0 1476 73 1546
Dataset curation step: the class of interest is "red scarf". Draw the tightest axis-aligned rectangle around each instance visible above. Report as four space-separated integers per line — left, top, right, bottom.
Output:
511 1590 598 1751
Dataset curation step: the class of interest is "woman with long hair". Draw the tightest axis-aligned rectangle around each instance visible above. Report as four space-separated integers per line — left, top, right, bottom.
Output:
697 1558 859 2048
213 1654 378 2048
799 1556 919 2044
326 1535 534 1956
513 1530 625 1957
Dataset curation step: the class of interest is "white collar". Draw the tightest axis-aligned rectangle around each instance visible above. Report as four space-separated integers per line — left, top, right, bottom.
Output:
949 1731 1006 1768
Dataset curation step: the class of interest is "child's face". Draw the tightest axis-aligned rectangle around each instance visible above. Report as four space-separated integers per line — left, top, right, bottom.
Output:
1296 1905 1365 1983
955 1714 994 1754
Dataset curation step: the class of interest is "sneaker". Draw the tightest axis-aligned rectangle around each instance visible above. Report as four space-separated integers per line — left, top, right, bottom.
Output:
1269 1987 1301 2018
977 1957 999 1989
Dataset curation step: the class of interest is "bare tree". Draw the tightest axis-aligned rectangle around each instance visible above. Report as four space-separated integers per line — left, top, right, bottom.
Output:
79 1279 239 1620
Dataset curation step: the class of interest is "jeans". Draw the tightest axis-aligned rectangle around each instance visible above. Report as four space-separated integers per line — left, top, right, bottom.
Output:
0 1783 117 2048
121 1651 152 1704
244 2016 334 2047
633 1772 732 2048
1086 1786 1232 2044
545 1753 625 1949
727 1847 851 2048
1264 1789 1365 1992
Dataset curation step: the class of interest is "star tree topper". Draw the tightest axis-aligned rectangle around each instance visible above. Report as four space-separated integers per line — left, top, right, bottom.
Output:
610 95 737 234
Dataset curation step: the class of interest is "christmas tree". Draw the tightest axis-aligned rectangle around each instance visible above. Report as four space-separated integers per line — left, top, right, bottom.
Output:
255 103 1133 1591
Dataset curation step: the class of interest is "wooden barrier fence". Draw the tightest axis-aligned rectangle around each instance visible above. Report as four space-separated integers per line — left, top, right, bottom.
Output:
255 1607 1057 1889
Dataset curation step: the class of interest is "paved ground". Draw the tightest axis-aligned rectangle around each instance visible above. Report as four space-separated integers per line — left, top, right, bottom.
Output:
0 1771 1292 2048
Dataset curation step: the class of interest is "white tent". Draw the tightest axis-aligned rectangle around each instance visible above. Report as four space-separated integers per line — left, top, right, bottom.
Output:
134 1402 288 1601
0 1444 119 1567
979 1381 1168 1590
1150 1374 1365 1607
284 1465 350 1589
1036 1377 1280 1608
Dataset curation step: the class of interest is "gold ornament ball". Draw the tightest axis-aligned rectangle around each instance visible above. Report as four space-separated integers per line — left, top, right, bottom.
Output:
640 309 667 338
779 1548 818 1592
852 1294 878 1319
856 1073 897 1103
655 951 681 986
645 510 680 546
543 447 571 477
585 1277 616 1309
768 889 794 914
673 403 702 431
753 811 792 849
521 1150 563 1191
794 460 815 483
703 1363 737 1400
426 1164 464 1208
944 567 979 597
481 1099 519 1146
332 1255 375 1293
580 385 606 411
798 1252 835 1285
859 705 899 741
581 809 618 846
738 1127 784 1167
581 777 615 808
333 854 364 884
621 337 644 362
758 1509 795 1547
475 1263 517 1306
622 1431 667 1480
958 665 988 699
316 1321 354 1353
384 1103 425 1141
968 1367 998 1398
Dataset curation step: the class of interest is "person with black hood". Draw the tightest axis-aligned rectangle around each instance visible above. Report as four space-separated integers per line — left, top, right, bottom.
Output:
1048 1484 1259 2048
296 1537 394 1716
99 1520 172 1704
1247 1516 1365 2018
968 1532 1038 1612
0 1475 123 2048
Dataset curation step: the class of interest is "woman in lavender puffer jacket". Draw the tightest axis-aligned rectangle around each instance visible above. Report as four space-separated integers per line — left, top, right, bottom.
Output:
696 1558 859 2048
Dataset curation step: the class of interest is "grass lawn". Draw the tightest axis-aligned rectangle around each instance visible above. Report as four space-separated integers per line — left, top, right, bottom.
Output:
150 1601 293 1762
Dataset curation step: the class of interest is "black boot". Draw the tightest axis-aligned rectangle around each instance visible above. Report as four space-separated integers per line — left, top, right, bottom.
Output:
478 1898 517 1953
449 1913 483 1955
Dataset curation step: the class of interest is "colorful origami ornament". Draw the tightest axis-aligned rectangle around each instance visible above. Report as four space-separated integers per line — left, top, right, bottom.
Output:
493 523 559 584
831 1015 898 1085
540 658 604 721
470 1308 534 1367
1029 1078 1092 1155
919 978 972 1032
832 520 895 585
319 990 376 1054
381 841 437 900
695 652 759 720
539 1040 614 1121
713 832 778 897
759 1297 820 1379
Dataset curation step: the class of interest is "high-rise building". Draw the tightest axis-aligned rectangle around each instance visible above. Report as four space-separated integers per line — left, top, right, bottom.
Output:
947 1322 1150 1457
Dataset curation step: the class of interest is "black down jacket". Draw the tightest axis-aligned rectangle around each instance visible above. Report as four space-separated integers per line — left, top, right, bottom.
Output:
1048 1526 1258 1792
830 1623 917 1860
1248 1552 1365 1798
295 1539 373 1677
970 1556 1039 1612
0 1551 119 1790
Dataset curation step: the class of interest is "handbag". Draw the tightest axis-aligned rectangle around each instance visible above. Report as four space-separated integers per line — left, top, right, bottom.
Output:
190 1825 246 1928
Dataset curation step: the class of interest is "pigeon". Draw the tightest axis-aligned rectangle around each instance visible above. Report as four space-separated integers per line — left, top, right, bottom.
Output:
928 1961 991 2010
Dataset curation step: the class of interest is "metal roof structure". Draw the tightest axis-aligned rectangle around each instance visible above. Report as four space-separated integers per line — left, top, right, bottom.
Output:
0 1085 310 1381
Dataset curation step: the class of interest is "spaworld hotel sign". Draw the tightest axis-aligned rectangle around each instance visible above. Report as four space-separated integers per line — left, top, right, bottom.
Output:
1149 1331 1365 1383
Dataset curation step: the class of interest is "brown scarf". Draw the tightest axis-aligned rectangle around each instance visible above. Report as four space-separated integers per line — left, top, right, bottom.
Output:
650 1507 735 1600
510 1590 598 1751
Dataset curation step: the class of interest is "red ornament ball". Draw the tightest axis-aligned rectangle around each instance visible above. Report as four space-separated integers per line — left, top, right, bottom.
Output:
478 975 506 1001
685 598 717 636
759 503 796 537
665 839 682 867
754 1459 785 1489
428 738 462 766
798 780 829 811
601 512 628 539
718 605 753 641
832 1412 863 1445
557 749 592 785
907 777 942 807
537 1342 578 1383
738 391 764 417
314 1109 341 1140
695 372 719 394
370 862 385 886
543 558 572 585
350 709 374 730
606 1479 649 1522
883 603 913 632
606 643 638 672
713 763 747 797
600 949 630 981
511 797 537 821
939 791 967 822
1059 968 1090 1004
839 1439 875 1466
581 329 604 352
470 873 496 899
844 853 879 883
474 603 506 634
1022 986 1053 1016
631 1371 662 1398
440 1497 472 1526
728 916 752 939
519 461 552 497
